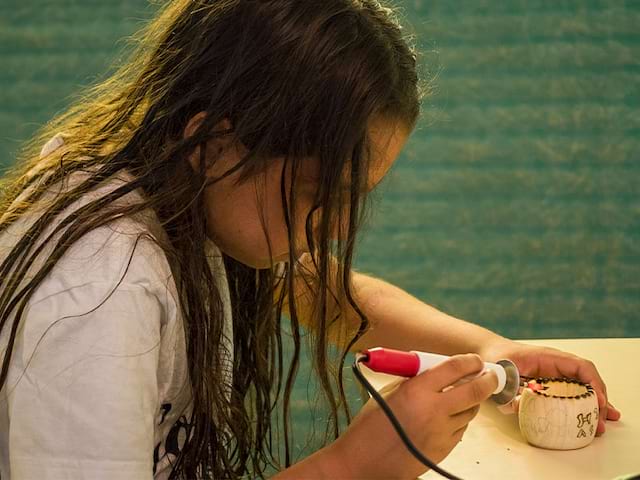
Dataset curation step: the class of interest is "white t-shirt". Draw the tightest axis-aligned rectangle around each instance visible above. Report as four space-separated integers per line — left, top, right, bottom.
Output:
0 134 234 479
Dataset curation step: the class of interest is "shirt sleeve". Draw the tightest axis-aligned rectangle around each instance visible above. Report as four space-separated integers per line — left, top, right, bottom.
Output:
5 281 163 480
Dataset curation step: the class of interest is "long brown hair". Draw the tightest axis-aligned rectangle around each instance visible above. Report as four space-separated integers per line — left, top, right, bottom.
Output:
0 0 428 477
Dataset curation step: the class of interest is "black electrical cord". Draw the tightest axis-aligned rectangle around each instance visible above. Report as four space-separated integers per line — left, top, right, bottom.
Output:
352 355 465 480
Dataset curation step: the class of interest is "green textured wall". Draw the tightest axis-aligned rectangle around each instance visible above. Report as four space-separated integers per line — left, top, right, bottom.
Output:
355 0 640 339
2 0 639 468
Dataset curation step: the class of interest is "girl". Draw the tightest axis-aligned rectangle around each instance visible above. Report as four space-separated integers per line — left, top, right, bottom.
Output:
0 1 620 479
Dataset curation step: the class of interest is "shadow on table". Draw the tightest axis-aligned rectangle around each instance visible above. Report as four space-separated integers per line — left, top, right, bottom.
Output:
479 402 528 445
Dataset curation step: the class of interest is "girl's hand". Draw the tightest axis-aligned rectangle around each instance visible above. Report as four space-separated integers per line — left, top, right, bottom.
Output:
330 353 498 480
479 339 622 435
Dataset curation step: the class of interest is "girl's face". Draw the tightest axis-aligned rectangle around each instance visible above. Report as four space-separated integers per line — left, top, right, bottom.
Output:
185 113 410 269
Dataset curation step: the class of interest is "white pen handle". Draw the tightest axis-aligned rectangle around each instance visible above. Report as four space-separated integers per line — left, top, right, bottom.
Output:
412 351 507 394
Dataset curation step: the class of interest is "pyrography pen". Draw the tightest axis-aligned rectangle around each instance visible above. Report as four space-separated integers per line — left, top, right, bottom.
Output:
351 347 522 480
356 347 521 405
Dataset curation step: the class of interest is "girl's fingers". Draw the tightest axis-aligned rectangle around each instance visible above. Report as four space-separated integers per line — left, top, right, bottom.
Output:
417 353 485 393
588 376 609 435
607 402 621 421
451 423 469 442
596 400 621 435
597 401 608 435
443 369 499 415
449 404 481 431
555 356 611 435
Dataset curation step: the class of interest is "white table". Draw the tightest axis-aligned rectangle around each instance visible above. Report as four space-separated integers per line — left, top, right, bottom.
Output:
362 338 640 480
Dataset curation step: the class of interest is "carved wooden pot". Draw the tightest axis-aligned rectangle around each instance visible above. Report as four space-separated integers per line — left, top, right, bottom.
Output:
518 377 599 450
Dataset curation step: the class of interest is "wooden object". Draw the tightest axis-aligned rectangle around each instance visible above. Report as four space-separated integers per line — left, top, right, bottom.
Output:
518 377 599 450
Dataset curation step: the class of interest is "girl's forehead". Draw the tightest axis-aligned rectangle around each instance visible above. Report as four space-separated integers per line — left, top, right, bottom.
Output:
366 120 410 190
338 119 410 191
298 119 410 191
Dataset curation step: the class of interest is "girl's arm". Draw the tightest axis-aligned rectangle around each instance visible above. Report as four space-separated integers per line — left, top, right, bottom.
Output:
278 253 506 356
270 443 348 479
279 254 621 435
339 271 507 355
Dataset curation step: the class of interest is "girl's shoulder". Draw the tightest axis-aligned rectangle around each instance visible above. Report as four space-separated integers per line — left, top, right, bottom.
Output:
1 134 180 319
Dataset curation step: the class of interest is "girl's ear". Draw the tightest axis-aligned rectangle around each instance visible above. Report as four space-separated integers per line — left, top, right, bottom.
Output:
183 111 234 173
183 111 209 140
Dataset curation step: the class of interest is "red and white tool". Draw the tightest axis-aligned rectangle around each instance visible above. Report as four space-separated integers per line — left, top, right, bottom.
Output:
357 347 521 405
